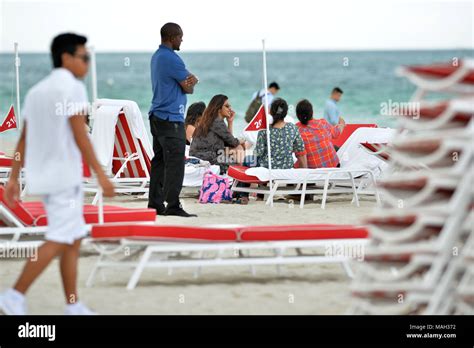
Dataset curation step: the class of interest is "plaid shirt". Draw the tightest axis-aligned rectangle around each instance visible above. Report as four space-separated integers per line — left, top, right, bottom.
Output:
296 119 341 168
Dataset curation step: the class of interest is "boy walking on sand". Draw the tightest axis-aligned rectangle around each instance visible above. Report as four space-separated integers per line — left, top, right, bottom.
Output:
0 33 114 315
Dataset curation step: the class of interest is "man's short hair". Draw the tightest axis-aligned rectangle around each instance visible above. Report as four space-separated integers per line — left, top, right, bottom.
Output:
332 87 343 94
161 22 182 41
51 33 87 68
268 82 280 90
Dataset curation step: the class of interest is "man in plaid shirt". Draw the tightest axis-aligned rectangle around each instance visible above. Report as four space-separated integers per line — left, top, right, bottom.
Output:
295 99 345 168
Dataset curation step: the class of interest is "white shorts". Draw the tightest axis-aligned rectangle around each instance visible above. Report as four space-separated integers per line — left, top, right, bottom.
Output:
41 186 87 245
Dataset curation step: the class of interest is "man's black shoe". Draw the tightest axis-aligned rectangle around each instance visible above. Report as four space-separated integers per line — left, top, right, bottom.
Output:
148 205 166 215
163 207 197 217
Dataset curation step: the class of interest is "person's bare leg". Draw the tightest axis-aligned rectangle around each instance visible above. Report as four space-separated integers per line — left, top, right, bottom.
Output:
13 241 67 294
60 239 82 304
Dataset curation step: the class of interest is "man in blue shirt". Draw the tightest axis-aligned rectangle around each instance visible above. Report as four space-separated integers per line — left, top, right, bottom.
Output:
323 87 343 125
148 22 198 217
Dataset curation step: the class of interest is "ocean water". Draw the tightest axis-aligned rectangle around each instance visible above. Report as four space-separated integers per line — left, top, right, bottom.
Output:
0 49 472 147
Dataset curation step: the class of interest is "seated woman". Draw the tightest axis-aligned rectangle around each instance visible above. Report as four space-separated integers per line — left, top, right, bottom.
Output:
295 99 345 168
185 101 206 145
255 98 308 169
189 94 246 173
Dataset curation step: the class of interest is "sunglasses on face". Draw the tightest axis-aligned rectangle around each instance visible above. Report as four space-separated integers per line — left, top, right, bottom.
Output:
74 53 90 64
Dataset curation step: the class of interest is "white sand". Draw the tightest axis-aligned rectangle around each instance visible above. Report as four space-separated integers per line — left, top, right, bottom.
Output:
0 194 375 314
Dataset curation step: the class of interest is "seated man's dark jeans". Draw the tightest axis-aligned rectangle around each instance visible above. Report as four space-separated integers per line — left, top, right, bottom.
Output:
148 115 185 212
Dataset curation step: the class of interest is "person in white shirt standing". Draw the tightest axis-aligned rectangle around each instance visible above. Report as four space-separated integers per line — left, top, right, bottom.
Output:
0 33 114 315
244 82 280 123
323 87 344 126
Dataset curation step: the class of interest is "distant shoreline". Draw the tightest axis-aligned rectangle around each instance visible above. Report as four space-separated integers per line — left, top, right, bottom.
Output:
1 48 473 55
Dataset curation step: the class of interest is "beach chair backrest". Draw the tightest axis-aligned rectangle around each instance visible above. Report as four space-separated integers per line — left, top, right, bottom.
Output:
0 185 34 226
407 62 474 85
112 112 149 178
332 124 378 148
137 139 152 173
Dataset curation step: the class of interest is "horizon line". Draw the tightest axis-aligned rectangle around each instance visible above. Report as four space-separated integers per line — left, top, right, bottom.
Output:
0 47 472 54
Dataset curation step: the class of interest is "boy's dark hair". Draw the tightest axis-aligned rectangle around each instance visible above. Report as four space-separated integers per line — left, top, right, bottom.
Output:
332 87 343 94
185 101 206 127
268 82 280 90
270 98 288 124
51 33 87 68
296 99 313 126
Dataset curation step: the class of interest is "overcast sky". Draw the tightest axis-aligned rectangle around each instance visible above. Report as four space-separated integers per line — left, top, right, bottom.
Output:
0 0 472 52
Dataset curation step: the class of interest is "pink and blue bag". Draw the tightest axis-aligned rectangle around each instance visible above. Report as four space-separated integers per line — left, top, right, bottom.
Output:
198 171 232 204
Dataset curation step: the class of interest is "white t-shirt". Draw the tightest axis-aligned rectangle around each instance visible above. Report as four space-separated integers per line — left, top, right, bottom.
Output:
252 89 274 108
22 68 88 194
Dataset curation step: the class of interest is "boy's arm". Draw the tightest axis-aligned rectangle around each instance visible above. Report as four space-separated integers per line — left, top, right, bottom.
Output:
69 115 115 197
3 125 26 205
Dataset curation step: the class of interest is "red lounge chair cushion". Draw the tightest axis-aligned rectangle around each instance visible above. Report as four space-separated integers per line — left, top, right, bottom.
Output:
228 165 267 184
240 224 368 241
82 159 91 178
91 224 239 241
0 157 13 167
380 177 428 190
0 185 156 226
407 63 474 84
418 102 472 122
365 215 417 227
91 224 368 242
380 178 454 197
28 204 157 226
332 124 378 148
0 186 36 225
392 140 441 153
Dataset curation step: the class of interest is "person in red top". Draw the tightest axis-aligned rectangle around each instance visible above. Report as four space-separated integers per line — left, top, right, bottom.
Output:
295 99 345 168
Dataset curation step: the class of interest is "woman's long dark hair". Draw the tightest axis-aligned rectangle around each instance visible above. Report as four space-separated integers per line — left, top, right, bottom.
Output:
296 99 313 125
270 98 288 125
194 94 228 137
185 102 206 127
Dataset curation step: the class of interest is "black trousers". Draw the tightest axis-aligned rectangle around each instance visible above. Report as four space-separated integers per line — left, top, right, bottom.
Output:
148 116 185 211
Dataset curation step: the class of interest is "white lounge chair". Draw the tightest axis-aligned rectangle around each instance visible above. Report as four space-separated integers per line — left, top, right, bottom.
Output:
86 223 369 290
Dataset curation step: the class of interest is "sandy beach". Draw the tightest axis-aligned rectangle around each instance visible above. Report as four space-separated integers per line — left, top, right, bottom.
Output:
0 194 376 315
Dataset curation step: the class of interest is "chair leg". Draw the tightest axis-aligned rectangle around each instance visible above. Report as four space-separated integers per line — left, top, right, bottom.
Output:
321 176 330 209
266 181 278 206
92 192 99 206
300 180 307 209
349 173 360 207
127 247 153 290
86 254 103 288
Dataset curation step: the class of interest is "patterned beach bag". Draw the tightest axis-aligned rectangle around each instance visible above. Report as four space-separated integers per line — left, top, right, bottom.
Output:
198 170 232 204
